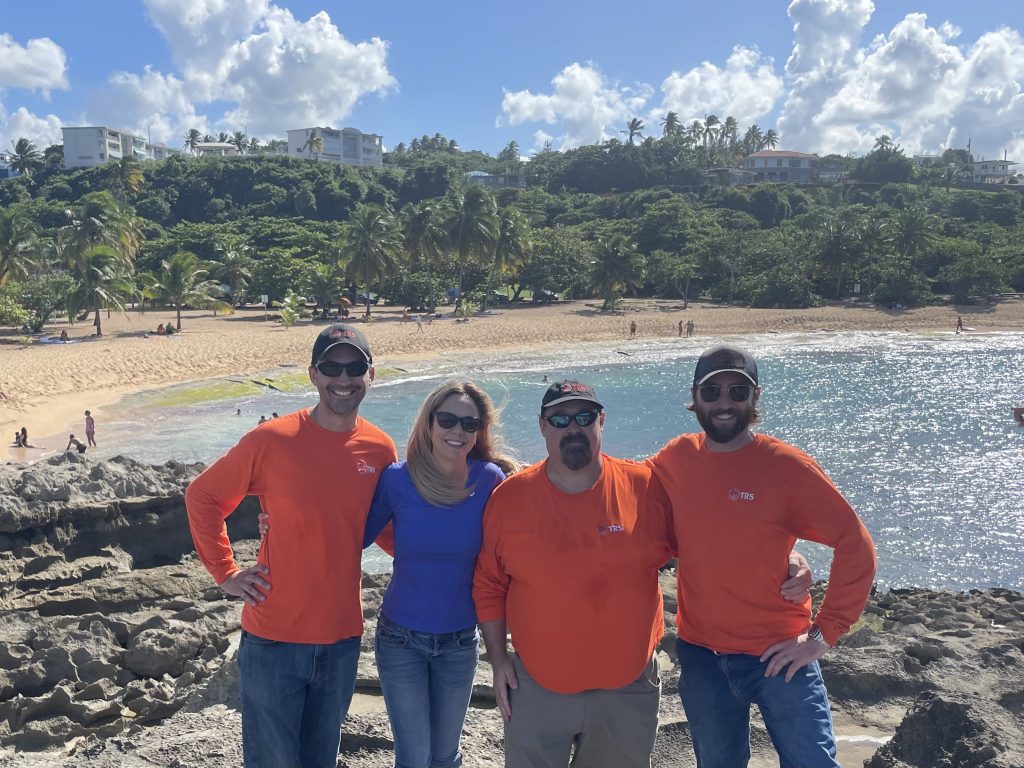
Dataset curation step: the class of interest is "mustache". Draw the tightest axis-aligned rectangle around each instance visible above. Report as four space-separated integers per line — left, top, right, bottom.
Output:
560 434 590 448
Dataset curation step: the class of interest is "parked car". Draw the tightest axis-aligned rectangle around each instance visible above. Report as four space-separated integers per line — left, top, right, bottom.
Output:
487 290 511 305
532 289 559 303
347 291 379 305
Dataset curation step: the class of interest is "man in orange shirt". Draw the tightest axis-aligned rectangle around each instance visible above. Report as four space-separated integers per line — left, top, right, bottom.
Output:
473 380 673 768
649 344 877 768
186 324 397 768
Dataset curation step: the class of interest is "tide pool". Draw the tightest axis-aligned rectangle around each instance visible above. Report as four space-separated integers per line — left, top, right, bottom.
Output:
97 331 1024 591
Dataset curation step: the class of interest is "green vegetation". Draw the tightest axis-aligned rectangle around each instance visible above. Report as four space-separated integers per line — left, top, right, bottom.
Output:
1 122 1022 333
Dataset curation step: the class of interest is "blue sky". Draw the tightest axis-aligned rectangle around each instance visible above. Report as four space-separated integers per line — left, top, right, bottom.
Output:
2 0 1023 159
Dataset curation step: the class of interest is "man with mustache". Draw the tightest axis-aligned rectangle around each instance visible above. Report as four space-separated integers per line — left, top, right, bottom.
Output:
473 379 672 768
648 344 876 768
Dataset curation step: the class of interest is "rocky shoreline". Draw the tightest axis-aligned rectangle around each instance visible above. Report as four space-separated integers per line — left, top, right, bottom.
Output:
1 456 1022 767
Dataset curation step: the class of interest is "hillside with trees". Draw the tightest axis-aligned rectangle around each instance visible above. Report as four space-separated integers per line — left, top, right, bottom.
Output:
2 122 1023 332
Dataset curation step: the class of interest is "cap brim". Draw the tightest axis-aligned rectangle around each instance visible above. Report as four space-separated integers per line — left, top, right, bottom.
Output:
542 395 603 410
695 369 757 387
317 340 370 362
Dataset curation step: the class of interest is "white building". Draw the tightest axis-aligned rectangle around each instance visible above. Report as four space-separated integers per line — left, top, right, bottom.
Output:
967 159 1018 184
286 127 383 167
61 126 183 168
193 142 239 157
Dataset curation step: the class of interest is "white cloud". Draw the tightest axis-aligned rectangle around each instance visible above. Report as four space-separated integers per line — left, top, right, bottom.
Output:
502 63 653 149
778 3 1024 159
87 1 396 145
0 105 65 150
0 33 69 94
656 46 783 126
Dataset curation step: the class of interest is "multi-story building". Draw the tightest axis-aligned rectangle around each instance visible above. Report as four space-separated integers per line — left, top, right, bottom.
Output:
61 126 183 168
966 159 1018 184
286 126 383 167
742 150 817 183
0 152 19 179
193 142 239 157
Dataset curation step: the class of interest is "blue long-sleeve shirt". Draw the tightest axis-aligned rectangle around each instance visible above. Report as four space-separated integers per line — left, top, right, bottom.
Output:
363 459 505 633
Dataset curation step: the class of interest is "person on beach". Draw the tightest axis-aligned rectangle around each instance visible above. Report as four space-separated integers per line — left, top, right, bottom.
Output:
60 329 69 342
473 379 814 768
156 323 166 335
630 319 637 338
415 313 423 333
12 431 22 447
66 434 87 454
955 316 965 334
647 344 877 768
165 322 176 335
186 324 397 768
678 319 683 337
18 427 33 448
686 319 695 337
85 410 96 447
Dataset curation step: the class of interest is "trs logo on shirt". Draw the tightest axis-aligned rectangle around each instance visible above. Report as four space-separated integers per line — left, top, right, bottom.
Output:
356 460 377 475
597 524 625 536
729 489 755 502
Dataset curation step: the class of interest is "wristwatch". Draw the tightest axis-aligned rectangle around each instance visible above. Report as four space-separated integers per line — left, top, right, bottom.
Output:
807 624 831 650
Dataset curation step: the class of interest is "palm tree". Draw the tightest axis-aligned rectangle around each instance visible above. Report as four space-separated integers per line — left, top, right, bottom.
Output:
762 129 780 150
217 132 230 143
67 245 136 336
722 116 739 149
0 207 40 284
9 138 44 176
890 206 937 274
248 137 261 152
873 134 894 152
660 112 681 137
183 129 202 154
743 124 764 154
302 131 323 160
341 205 400 318
816 211 863 298
308 262 345 316
445 186 497 313
590 235 646 310
60 191 142 270
688 120 705 146
702 115 720 148
201 134 215 143
107 156 144 199
214 245 254 306
481 207 531 311
151 251 229 329
230 131 249 154
402 201 448 310
621 118 645 145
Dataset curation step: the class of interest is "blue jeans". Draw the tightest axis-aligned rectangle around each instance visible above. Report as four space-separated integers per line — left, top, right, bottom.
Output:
238 630 361 768
375 612 479 768
676 638 839 768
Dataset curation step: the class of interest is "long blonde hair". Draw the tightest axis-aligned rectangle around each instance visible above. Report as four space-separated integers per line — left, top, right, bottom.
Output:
406 379 522 507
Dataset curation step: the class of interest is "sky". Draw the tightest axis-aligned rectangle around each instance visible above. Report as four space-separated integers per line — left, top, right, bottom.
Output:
2 0 1024 161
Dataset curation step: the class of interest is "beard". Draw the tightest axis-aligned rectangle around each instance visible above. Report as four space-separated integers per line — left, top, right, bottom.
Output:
559 433 593 470
695 404 753 445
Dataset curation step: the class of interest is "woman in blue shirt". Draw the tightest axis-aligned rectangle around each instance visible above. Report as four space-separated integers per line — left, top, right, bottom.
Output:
365 379 520 768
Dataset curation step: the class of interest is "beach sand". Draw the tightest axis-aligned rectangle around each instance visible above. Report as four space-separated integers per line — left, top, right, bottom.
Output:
2 297 1022 459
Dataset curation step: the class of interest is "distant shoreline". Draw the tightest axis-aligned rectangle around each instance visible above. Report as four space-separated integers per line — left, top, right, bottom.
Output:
3 297 1022 461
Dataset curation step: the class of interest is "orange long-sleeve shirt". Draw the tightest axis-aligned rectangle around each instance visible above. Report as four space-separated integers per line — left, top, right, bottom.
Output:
473 455 675 694
648 432 876 653
185 409 396 644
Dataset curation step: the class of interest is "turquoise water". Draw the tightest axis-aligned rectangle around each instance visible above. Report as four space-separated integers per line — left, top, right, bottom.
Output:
99 332 1024 591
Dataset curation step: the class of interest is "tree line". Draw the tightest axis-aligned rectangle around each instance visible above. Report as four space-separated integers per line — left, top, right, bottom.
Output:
2 123 1023 333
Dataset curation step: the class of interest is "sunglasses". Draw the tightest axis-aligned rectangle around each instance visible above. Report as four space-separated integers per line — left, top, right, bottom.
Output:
314 360 370 378
698 384 753 403
434 411 482 433
543 410 602 429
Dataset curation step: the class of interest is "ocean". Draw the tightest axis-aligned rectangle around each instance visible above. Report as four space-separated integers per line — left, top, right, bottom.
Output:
96 331 1024 591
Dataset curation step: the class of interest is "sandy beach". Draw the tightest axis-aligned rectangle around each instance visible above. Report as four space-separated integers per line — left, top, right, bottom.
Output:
2 297 1022 459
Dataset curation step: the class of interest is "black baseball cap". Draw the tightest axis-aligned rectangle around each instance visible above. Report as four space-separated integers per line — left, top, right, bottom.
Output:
693 345 758 387
541 380 603 412
311 324 372 365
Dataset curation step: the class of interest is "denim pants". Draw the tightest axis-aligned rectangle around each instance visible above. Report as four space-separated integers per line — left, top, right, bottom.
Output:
238 630 361 768
676 638 839 768
375 612 479 768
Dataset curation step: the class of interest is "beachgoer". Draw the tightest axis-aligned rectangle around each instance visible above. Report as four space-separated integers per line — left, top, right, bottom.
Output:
678 320 683 337
236 408 241 416
647 344 877 768
60 329 69 342
85 410 96 447
257 415 267 425
263 380 520 767
165 322 176 335
13 431 22 447
66 434 87 454
271 413 279 419
401 310 410 323
19 427 31 448
541 374 548 383
185 324 397 768
686 319 695 337
1013 406 1024 426
156 324 166 335
415 314 423 333
473 379 814 767
630 319 637 338
955 316 965 334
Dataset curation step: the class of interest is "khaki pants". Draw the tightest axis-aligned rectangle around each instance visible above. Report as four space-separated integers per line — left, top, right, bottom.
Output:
504 653 661 768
